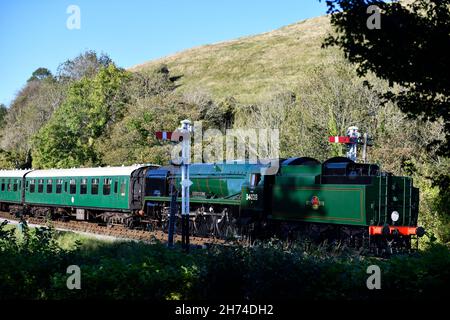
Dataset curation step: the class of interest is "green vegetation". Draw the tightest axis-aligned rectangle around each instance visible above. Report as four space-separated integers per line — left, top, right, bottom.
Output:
27 68 53 82
0 221 448 300
324 0 450 157
32 64 131 168
0 104 7 130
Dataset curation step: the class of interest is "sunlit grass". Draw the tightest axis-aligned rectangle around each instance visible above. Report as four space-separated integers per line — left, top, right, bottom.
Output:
130 16 340 105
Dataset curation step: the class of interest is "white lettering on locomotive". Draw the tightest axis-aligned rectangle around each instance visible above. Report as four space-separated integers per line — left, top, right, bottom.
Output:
246 193 258 201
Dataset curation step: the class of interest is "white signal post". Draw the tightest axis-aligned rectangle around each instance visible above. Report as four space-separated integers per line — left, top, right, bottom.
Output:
346 126 360 162
155 119 193 249
179 120 193 249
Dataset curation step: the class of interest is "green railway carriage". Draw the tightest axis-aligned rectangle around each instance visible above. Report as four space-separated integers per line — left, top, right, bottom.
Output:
0 169 32 209
24 165 157 219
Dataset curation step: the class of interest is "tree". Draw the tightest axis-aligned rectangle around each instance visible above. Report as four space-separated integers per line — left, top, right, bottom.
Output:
233 60 388 161
27 68 53 82
96 65 192 165
0 71 68 168
32 64 130 168
322 0 450 156
0 104 7 129
129 64 178 99
56 51 112 81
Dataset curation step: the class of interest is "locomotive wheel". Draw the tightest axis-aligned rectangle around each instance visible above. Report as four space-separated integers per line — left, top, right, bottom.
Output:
193 214 210 237
218 220 238 239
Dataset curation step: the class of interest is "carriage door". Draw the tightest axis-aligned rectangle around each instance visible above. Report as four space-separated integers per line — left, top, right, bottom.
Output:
130 169 144 211
113 178 119 202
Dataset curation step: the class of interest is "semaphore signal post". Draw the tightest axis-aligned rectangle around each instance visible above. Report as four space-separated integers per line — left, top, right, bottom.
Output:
155 119 193 250
329 126 373 163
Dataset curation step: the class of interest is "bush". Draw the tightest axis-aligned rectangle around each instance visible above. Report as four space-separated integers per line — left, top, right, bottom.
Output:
0 221 448 300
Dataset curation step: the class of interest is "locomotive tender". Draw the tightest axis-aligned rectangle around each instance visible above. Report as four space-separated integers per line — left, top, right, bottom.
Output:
0 157 424 249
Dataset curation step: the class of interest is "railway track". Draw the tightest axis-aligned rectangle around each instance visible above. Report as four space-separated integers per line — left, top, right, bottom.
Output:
0 211 225 246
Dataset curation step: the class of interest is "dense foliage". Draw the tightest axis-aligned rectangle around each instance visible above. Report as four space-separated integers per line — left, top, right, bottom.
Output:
32 64 131 168
323 0 450 155
0 222 448 300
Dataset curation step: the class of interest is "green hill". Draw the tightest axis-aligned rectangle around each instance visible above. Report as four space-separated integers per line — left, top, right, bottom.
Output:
129 16 340 104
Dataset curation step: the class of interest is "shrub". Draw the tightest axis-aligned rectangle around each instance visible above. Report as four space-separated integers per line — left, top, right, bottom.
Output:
0 221 448 300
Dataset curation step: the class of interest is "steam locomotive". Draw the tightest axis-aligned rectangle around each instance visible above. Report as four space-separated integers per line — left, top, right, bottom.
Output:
145 156 424 250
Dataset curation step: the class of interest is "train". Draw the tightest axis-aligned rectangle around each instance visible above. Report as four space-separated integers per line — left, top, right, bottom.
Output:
0 156 425 251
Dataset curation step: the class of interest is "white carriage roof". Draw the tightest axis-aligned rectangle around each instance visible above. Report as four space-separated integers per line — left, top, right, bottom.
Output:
0 169 33 178
26 165 155 178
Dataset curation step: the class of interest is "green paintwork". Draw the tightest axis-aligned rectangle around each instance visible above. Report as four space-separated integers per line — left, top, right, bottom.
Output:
145 162 266 216
0 178 23 203
24 176 130 211
279 164 322 177
271 184 366 226
267 168 418 227
148 160 419 228
172 162 265 200
145 195 240 206
364 175 419 226
240 185 265 213
267 164 366 225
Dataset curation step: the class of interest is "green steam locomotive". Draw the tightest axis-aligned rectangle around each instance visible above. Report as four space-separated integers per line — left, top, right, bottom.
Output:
144 156 424 250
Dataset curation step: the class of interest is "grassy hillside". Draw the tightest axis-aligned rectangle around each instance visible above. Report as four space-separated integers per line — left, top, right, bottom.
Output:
130 16 340 104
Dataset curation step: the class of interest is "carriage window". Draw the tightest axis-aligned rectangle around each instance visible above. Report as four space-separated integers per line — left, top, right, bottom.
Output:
114 181 118 194
46 179 53 193
120 180 126 196
30 180 35 193
1 179 4 191
7 179 12 192
69 179 76 194
80 178 87 194
56 179 63 194
91 178 99 195
13 180 19 192
103 178 111 195
38 179 44 193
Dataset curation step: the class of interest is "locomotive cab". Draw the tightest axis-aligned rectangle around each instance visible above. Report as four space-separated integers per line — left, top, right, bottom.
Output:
319 157 380 185
145 168 171 197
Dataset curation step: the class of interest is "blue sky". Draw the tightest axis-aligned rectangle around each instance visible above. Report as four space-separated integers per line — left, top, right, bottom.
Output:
0 0 327 106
